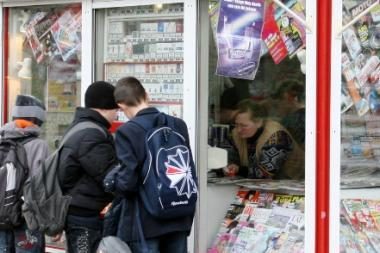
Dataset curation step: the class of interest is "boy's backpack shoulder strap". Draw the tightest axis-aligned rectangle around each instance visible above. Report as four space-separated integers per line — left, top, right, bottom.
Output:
58 121 107 150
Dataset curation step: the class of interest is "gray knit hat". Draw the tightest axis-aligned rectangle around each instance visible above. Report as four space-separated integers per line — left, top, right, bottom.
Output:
11 95 46 125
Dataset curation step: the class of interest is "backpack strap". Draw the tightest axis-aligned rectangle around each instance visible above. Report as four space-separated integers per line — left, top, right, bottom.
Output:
58 121 107 151
17 136 38 145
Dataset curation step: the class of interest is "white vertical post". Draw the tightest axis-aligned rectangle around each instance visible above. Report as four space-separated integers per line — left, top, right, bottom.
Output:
183 0 197 150
304 0 317 251
330 0 343 252
183 1 197 250
194 0 209 252
81 0 93 106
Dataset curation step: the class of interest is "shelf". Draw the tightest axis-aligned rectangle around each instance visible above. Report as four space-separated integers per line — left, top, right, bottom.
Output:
341 188 380 199
150 101 182 105
105 60 183 64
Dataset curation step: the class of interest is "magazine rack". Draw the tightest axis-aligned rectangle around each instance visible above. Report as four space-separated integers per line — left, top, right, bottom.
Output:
331 0 380 252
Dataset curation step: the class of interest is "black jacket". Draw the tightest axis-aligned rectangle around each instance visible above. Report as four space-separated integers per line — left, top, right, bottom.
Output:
111 107 194 241
58 107 118 216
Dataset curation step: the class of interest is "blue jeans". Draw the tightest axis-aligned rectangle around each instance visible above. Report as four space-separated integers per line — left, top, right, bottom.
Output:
0 223 45 253
65 215 103 253
129 231 188 253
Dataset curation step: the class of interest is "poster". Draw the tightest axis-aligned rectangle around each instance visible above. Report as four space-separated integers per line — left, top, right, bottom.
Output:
51 10 81 62
274 0 306 58
47 79 77 112
262 3 288 64
216 0 265 80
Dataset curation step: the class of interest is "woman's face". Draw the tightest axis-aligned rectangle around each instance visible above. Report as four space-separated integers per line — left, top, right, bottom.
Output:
234 112 262 138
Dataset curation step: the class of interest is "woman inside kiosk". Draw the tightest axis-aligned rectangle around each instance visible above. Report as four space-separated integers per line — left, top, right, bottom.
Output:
224 99 304 180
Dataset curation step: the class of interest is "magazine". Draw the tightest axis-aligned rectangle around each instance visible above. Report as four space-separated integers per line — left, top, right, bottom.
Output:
365 231 380 252
230 224 280 253
266 206 301 230
340 214 361 253
248 207 273 225
280 230 305 253
262 3 288 64
215 0 265 80
272 194 305 210
274 0 306 58
51 10 81 61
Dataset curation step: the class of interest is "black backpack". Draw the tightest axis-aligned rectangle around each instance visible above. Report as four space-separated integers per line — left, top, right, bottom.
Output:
0 136 34 229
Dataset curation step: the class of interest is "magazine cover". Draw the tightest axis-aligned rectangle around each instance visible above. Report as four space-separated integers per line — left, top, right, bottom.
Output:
262 3 288 64
280 230 305 253
51 10 81 61
286 212 305 232
230 224 280 253
256 191 275 208
342 199 366 231
24 11 58 63
266 206 301 230
340 215 361 253
215 0 264 80
274 0 306 58
248 207 273 225
272 194 305 210
365 231 380 252
356 231 377 253
365 199 380 230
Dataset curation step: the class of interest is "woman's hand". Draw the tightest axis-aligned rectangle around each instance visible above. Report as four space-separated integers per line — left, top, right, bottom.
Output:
223 164 239 177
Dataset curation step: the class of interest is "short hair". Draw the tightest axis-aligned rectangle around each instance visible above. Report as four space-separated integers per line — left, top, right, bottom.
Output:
114 76 147 106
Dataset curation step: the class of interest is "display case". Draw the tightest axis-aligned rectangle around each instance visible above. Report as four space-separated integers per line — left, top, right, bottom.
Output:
1 3 82 150
331 0 380 252
94 3 186 121
197 0 317 252
1 2 83 253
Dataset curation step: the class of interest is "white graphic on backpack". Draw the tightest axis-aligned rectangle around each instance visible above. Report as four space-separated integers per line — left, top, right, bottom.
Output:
165 147 197 199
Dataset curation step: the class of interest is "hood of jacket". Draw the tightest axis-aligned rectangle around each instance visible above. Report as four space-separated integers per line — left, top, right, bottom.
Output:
72 107 111 129
0 121 41 139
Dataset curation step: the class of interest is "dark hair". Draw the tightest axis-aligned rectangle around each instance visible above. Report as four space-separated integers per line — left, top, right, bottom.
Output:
236 99 267 121
114 76 147 106
271 79 305 102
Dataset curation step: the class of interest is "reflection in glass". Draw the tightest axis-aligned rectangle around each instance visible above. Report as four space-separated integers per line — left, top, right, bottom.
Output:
5 5 82 150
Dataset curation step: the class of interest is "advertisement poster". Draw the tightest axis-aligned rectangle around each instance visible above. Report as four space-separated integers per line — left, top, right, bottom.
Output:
262 3 288 64
216 0 265 80
47 80 77 112
51 10 81 62
274 0 306 58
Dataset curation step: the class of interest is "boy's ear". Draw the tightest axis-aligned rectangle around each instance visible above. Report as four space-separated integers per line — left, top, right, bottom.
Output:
117 103 126 110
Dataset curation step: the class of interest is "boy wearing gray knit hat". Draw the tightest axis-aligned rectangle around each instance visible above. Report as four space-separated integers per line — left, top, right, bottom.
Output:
0 94 49 252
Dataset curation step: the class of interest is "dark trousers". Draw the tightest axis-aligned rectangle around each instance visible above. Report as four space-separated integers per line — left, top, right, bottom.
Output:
129 231 188 253
0 223 45 253
65 215 103 253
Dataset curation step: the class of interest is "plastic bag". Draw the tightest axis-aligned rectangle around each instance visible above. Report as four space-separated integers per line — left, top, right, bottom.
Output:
96 236 132 253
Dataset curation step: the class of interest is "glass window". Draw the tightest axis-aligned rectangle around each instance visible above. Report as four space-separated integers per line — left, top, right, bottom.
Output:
4 4 82 150
93 4 184 121
206 0 306 251
340 1 380 251
208 0 306 179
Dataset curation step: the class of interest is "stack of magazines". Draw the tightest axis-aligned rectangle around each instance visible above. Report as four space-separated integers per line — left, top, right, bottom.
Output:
208 188 305 253
340 198 380 252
